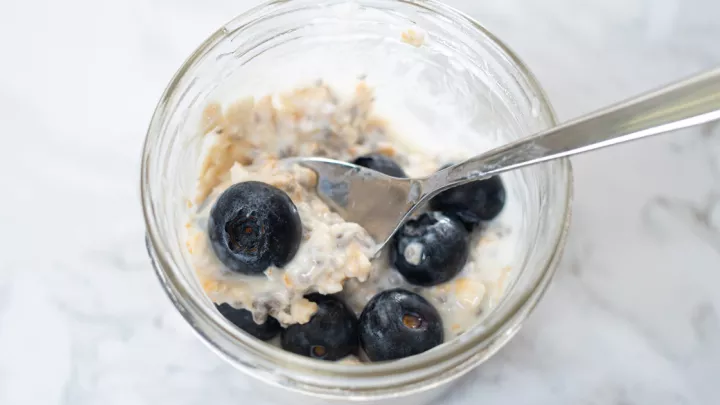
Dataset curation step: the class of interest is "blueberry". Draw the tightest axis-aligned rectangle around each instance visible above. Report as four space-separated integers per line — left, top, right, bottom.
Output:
429 170 506 227
359 289 443 361
281 294 358 361
390 211 469 286
208 181 302 274
352 153 407 177
216 303 281 341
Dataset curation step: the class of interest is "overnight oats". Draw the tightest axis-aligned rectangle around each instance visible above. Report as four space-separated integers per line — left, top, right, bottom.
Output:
184 80 519 362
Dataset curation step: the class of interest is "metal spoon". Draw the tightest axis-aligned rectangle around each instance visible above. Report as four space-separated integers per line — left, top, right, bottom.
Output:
289 68 720 253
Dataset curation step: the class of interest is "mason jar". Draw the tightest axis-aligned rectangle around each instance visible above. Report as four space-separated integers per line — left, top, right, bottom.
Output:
141 0 573 404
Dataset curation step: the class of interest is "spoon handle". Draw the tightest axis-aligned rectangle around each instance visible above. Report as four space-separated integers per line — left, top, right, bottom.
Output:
436 68 720 189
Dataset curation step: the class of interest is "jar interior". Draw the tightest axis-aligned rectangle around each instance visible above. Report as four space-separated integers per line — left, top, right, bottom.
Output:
143 0 570 396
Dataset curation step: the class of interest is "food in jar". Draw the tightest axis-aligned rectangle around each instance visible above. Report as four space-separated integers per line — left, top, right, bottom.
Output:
184 80 515 361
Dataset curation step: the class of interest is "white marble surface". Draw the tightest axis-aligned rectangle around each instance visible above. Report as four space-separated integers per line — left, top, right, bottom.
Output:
1 0 719 404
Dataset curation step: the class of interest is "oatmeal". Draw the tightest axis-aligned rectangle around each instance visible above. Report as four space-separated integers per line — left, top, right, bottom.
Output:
185 80 515 348
400 28 426 47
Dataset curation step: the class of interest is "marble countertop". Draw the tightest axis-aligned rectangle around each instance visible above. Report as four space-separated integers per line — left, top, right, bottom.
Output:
1 0 719 404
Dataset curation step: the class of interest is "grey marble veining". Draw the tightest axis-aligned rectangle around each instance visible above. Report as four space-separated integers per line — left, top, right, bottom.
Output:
0 0 719 404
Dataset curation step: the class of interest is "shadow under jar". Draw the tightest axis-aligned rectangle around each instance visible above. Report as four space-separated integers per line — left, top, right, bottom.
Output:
141 1 573 404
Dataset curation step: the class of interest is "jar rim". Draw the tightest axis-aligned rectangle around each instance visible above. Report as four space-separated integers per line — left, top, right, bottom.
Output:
141 0 573 397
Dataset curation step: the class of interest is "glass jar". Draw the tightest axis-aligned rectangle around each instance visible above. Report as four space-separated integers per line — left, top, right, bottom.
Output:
141 0 573 404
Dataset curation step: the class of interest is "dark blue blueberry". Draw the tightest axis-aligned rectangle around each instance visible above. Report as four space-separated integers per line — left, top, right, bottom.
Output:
359 289 443 361
208 181 302 275
281 294 358 361
216 303 281 341
390 211 469 286
352 153 407 177
429 168 506 227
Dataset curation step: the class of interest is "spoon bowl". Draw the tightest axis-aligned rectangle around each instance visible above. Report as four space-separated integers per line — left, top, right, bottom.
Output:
284 157 423 248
